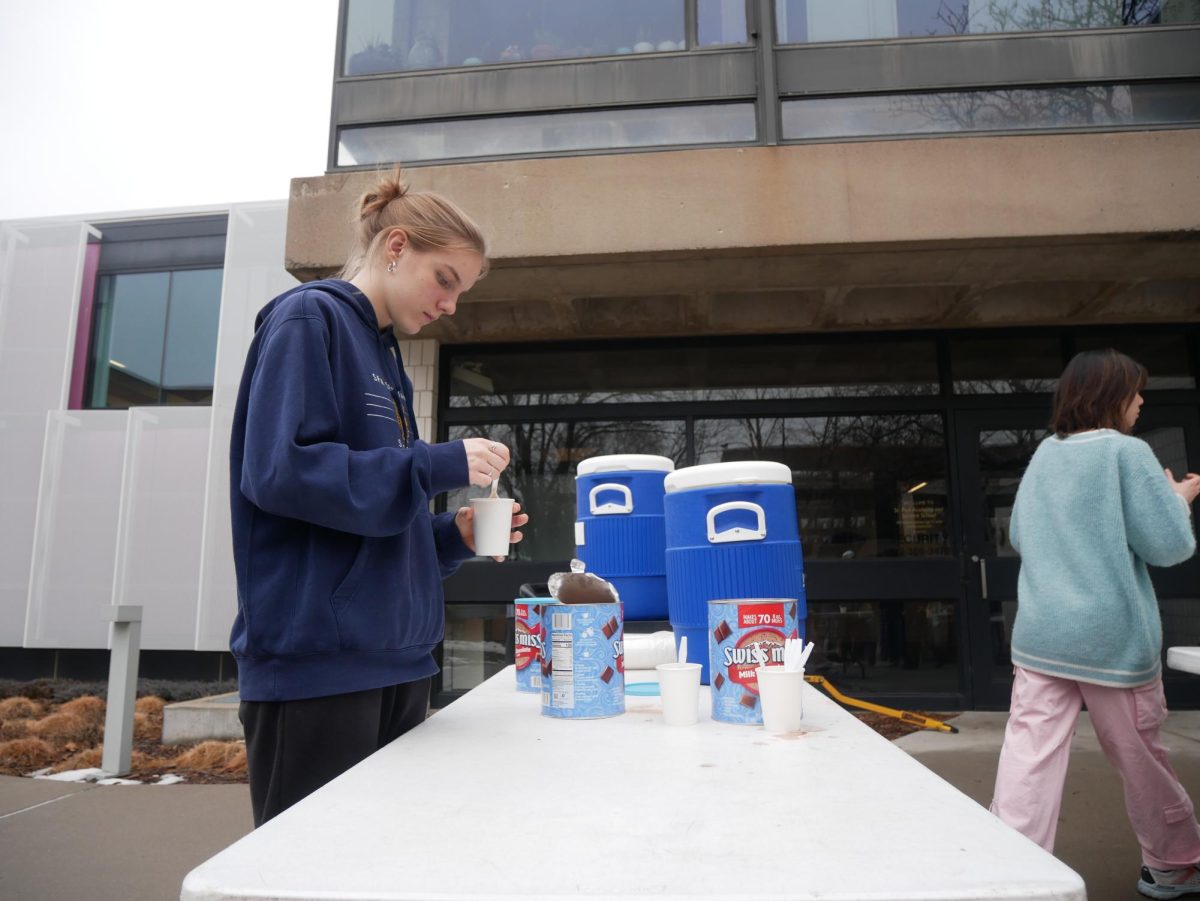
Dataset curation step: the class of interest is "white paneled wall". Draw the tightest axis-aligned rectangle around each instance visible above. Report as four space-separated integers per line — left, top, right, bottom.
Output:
115 407 212 649
197 202 296 650
2 202 298 653
25 411 128 648
0 414 55 644
0 222 90 645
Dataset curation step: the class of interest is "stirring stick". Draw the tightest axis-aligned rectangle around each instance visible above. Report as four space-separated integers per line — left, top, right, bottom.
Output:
678 635 688 665
489 477 499 499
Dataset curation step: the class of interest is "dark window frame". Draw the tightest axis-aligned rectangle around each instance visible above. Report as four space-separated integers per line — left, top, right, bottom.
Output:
83 215 228 411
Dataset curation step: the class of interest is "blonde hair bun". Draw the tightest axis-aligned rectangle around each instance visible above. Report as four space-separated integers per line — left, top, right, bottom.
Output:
340 166 487 280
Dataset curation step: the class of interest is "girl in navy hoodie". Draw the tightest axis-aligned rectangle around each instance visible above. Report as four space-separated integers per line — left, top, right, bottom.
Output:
230 168 527 826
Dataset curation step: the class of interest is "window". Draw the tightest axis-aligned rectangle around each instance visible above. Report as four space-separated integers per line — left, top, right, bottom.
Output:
447 338 939 407
782 81 1200 141
950 335 1064 394
695 414 952 559
343 0 689 75
84 216 226 410
338 103 757 166
444 420 688 562
774 0 1191 45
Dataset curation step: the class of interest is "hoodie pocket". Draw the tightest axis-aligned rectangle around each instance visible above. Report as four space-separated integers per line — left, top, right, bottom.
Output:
331 537 372 606
330 527 444 652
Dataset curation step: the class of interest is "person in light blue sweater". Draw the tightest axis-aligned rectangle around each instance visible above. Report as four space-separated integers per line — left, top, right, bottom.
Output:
989 349 1200 900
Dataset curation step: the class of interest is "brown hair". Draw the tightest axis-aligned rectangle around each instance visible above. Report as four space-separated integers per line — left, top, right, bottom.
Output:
1049 349 1147 437
338 166 488 279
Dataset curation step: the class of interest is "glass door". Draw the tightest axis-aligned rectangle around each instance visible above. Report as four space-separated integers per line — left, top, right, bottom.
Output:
954 409 1046 708
956 406 1200 709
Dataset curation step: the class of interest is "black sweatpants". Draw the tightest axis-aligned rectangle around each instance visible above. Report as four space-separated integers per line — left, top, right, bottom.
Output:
239 678 431 827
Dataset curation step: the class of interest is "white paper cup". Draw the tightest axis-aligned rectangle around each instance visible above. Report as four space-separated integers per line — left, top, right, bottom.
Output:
469 497 516 557
655 662 702 726
755 666 804 734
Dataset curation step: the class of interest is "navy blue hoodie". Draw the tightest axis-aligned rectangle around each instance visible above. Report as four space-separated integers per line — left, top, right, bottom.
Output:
229 279 472 702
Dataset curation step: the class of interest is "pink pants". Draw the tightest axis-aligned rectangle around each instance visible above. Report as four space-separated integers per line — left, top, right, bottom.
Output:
990 667 1200 869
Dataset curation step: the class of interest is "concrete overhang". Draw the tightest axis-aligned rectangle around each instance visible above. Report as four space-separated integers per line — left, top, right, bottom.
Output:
286 130 1200 340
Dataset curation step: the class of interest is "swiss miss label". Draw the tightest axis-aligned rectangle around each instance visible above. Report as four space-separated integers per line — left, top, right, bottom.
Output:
708 599 800 725
514 602 544 694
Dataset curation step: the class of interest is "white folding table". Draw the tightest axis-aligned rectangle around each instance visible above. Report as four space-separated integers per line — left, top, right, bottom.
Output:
182 667 1084 901
1168 647 1200 675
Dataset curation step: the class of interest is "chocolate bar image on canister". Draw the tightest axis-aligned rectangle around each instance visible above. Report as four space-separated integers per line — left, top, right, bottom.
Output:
788 602 797 618
601 616 619 639
739 693 758 709
600 666 614 683
713 620 732 643
713 672 726 690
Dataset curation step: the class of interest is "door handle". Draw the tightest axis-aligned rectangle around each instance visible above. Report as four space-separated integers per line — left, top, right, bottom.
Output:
970 555 989 600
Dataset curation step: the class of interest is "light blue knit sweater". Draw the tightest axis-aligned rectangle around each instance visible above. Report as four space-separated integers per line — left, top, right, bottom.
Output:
1009 430 1195 688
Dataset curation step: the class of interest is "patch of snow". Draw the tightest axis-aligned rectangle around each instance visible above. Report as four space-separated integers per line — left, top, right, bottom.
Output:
96 776 143 786
28 767 53 777
34 767 107 782
154 774 186 785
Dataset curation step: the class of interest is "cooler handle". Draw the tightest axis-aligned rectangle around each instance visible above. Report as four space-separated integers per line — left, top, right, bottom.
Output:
706 501 767 544
589 483 634 515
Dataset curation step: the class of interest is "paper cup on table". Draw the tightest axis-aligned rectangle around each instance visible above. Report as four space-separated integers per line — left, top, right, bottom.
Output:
655 662 702 726
755 666 804 734
469 497 515 557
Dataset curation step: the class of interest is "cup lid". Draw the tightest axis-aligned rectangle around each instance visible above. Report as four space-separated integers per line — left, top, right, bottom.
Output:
664 461 792 493
576 454 675 476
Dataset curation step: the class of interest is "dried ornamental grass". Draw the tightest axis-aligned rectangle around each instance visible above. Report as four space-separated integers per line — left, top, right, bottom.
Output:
0 718 33 740
0 697 44 720
58 695 106 726
30 710 103 747
54 746 102 773
135 696 165 719
133 711 162 742
0 737 55 770
173 740 247 774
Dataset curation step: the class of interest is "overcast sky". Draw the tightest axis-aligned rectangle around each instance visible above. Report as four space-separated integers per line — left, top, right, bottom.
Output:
0 0 338 221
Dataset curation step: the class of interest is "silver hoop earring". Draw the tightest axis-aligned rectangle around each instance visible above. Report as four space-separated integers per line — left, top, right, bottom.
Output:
386 260 397 274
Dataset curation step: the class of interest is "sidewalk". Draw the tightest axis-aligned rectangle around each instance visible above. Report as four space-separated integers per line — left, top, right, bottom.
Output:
1 712 1198 900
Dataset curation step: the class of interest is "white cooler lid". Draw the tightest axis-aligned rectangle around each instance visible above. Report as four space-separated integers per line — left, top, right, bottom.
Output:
576 454 676 476
664 461 793 493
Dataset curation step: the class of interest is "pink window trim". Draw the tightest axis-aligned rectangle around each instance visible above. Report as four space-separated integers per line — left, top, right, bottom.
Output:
68 243 101 410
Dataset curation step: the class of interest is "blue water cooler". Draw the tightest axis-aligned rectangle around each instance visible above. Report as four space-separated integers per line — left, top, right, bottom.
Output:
664 461 806 683
575 454 674 621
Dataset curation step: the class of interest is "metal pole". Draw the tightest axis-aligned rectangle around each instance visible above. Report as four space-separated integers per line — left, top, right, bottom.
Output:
101 605 143 777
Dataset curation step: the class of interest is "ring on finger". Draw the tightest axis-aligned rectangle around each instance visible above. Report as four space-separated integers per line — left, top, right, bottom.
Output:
488 442 498 453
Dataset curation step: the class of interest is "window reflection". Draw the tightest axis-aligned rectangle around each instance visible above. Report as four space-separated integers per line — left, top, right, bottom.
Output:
775 0 1182 44
951 336 1063 395
978 428 1044 557
439 604 511 695
338 103 756 166
446 420 687 562
699 0 750 45
1075 333 1196 389
782 81 1200 141
344 0 687 75
805 600 959 694
88 269 222 409
696 414 951 558
446 340 939 407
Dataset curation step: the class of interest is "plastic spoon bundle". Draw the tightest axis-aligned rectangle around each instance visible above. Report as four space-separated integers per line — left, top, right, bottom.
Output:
782 638 814 672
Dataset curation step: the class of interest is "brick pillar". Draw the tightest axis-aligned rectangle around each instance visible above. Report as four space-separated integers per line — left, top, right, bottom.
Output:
397 338 440 441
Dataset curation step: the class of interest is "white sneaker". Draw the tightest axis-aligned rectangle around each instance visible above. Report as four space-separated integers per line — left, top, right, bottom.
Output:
1139 865 1200 899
